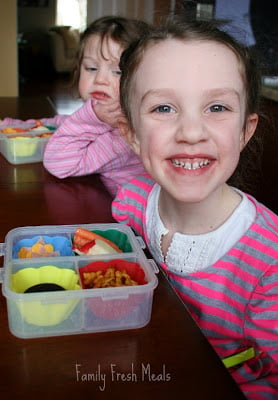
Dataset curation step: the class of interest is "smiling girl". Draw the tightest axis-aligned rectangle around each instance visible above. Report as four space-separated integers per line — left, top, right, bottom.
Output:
112 19 278 399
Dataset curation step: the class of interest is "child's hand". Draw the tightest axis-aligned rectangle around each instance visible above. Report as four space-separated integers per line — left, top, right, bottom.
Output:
94 99 124 128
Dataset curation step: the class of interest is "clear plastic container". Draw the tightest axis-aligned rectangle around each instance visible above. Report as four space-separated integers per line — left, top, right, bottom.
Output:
0 131 51 164
0 223 158 338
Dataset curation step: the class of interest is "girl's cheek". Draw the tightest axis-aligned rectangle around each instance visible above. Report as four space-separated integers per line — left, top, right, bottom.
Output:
112 80 120 95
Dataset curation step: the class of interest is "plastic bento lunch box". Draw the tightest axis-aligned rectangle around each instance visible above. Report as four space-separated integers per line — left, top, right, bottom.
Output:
0 123 54 164
0 223 158 339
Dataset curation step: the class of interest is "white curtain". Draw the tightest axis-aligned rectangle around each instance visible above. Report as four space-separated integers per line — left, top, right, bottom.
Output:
56 0 87 31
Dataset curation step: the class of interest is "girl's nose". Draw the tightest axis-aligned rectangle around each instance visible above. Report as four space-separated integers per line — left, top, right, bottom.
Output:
94 69 109 84
175 113 207 144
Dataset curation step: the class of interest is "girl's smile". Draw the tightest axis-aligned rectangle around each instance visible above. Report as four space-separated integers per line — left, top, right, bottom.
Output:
170 155 212 171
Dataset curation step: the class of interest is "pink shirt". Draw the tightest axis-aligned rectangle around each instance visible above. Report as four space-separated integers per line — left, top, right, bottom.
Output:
112 175 278 399
43 99 145 196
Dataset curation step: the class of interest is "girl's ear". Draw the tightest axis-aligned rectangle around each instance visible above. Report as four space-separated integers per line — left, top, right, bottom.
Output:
118 117 140 155
240 113 259 150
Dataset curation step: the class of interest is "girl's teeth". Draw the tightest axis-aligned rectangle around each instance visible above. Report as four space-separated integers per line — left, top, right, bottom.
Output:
192 161 199 169
172 159 210 170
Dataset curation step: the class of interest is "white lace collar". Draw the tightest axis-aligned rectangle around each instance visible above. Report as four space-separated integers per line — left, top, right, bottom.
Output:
146 184 256 274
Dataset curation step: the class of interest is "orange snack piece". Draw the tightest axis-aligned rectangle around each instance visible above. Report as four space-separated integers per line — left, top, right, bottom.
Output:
83 267 138 289
17 237 58 258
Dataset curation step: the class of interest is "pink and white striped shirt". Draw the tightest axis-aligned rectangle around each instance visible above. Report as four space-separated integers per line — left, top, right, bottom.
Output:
43 99 145 196
112 174 278 400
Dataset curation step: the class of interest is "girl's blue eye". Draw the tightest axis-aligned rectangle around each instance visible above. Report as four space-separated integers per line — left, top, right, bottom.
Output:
154 105 174 113
113 70 122 76
86 67 97 72
209 104 227 112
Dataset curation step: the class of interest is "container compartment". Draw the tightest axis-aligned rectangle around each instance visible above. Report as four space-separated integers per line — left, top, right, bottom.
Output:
77 253 156 329
13 234 73 259
3 259 81 337
0 133 50 164
0 124 53 165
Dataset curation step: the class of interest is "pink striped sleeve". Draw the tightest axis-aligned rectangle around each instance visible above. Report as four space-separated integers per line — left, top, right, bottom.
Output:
1 114 68 128
245 265 278 363
112 176 152 238
43 99 129 179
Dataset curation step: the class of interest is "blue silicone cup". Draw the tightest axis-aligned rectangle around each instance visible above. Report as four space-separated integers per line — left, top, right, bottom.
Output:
13 235 73 259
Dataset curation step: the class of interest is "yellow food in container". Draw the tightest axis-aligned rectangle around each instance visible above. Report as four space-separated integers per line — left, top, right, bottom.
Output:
11 266 80 326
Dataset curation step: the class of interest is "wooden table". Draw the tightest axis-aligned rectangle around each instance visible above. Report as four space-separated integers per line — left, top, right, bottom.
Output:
0 97 246 399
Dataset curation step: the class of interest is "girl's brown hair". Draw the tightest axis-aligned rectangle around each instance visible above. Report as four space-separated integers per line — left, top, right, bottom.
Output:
72 15 150 90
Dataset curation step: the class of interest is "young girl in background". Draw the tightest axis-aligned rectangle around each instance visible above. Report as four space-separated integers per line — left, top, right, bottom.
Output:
2 16 148 196
112 19 278 399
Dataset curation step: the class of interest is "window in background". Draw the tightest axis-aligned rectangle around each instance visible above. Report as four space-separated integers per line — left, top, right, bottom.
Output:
56 0 87 31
